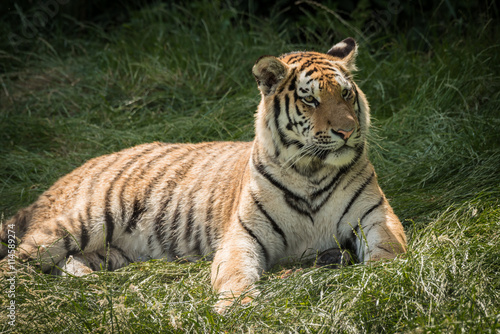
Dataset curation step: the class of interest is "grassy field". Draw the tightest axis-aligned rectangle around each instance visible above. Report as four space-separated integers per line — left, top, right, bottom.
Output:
1 1 499 333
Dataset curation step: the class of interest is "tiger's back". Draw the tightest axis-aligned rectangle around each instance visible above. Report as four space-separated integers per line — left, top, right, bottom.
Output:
2 141 252 269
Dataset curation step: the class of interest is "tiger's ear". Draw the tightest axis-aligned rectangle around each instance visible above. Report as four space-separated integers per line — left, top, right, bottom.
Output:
327 37 358 71
252 56 288 95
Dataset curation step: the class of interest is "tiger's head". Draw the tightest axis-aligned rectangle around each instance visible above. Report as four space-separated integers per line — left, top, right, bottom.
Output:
253 38 369 172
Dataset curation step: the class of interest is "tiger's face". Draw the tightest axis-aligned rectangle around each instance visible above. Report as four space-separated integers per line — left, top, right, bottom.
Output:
253 38 368 170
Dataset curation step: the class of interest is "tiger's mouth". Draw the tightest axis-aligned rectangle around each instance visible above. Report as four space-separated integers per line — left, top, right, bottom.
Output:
313 142 344 151
307 142 354 160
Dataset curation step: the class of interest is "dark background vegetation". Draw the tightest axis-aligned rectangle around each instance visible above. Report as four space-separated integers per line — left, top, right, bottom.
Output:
0 0 499 333
1 0 498 58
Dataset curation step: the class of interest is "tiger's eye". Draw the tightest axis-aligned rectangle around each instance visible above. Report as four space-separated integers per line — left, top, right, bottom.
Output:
342 88 351 98
303 96 316 104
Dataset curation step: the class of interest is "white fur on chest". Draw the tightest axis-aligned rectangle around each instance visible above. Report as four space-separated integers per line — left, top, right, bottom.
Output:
248 161 362 263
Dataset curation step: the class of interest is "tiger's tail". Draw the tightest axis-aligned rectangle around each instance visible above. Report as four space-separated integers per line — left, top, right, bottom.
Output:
0 207 31 260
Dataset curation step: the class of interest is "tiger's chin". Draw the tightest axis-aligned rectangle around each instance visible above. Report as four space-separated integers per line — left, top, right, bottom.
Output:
305 144 358 168
322 146 358 168
289 145 359 175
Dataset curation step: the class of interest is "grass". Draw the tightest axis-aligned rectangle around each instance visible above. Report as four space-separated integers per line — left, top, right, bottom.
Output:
1 1 499 332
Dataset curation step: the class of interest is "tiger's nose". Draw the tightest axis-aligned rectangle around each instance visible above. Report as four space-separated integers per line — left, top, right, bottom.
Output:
332 128 354 140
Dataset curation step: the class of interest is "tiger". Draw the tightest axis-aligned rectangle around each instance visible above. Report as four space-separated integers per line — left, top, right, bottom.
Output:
0 37 406 312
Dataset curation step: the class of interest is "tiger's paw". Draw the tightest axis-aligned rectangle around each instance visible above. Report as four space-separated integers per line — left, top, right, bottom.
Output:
55 255 97 277
214 292 258 314
315 248 352 269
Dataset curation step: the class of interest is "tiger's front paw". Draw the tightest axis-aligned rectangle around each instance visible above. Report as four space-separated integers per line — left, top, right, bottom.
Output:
213 291 258 314
315 248 352 269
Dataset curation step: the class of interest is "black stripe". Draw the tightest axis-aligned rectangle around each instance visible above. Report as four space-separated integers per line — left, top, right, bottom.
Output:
154 180 178 250
147 234 155 251
376 245 393 253
154 175 189 250
283 54 302 63
350 82 362 125
311 169 345 200
150 169 189 248
61 225 72 254
89 261 99 271
342 162 370 191
296 104 303 117
184 204 196 247
191 223 203 256
252 153 313 222
79 214 89 251
104 210 114 246
285 197 315 224
298 60 313 71
284 94 294 131
273 96 304 149
120 144 181 222
309 148 364 213
251 192 288 247
305 68 316 76
336 171 375 230
288 77 296 91
293 91 300 104
362 221 383 236
311 61 338 68
314 149 330 161
117 147 154 222
204 221 214 254
85 153 124 229
312 171 332 186
96 252 107 265
125 199 145 233
360 197 384 225
104 146 157 245
310 169 349 214
276 69 296 95
274 142 281 159
274 96 288 147
168 205 183 259
252 152 304 203
204 186 216 252
343 230 357 255
254 141 365 218
154 217 168 251
59 222 80 257
238 215 269 266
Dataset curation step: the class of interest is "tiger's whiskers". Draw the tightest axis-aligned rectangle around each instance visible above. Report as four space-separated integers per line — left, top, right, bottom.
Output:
282 144 316 171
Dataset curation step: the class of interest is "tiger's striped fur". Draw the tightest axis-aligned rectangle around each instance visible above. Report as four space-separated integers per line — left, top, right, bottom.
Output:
0 38 406 312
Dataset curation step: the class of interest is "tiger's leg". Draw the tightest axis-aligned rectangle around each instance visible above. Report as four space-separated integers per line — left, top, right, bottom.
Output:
211 227 266 313
57 246 133 276
356 211 406 263
15 213 118 273
16 216 84 272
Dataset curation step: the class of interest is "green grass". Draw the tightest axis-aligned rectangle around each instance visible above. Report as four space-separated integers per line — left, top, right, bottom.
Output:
1 1 499 333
